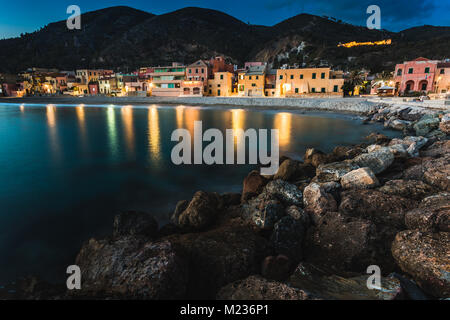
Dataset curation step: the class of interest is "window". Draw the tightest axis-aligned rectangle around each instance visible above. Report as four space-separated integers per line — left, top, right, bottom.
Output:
218 84 221 87
220 75 224 80
311 88 316 93
408 68 413 74
256 76 259 80
218 89 221 96
397 69 402 76
440 69 445 74
252 83 256 87
290 75 294 79
201 69 204 73
209 90 212 94
333 85 338 92
300 74 304 79
425 67 430 74
321 73 325 79
189 69 192 73
249 76 252 80
321 88 326 93
279 75 283 79
421 83 427 91
295 88 299 93
312 73 316 79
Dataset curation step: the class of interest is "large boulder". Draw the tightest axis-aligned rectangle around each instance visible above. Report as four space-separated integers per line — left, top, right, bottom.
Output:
216 275 310 300
405 193 450 232
332 145 365 161
241 193 285 230
339 189 418 228
352 147 394 174
391 230 450 298
270 216 306 262
421 140 450 158
264 179 303 206
303 183 337 224
285 205 311 226
274 158 300 181
168 220 273 298
378 179 436 200
241 170 268 201
289 263 403 300
177 191 221 230
422 156 450 191
389 136 428 157
413 115 440 136
75 238 188 299
316 160 359 182
113 211 158 238
341 167 379 189
304 148 333 167
304 212 383 274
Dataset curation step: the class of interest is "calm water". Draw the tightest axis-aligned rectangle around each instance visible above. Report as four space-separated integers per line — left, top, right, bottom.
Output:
0 103 400 284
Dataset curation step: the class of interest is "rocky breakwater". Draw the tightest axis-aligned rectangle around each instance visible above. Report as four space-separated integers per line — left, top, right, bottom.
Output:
6 107 448 300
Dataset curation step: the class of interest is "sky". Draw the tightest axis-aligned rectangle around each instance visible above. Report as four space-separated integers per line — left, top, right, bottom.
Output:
0 0 449 39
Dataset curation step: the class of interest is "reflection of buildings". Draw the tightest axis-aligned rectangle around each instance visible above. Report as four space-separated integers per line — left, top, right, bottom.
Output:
148 107 161 162
274 112 292 147
107 107 118 158
121 106 134 156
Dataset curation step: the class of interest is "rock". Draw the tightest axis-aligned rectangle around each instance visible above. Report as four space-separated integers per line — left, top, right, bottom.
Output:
413 115 440 136
289 263 403 300
274 158 300 181
261 255 292 281
421 140 450 158
270 216 306 262
388 119 411 131
241 192 285 230
341 167 379 189
113 211 158 238
171 200 189 225
177 191 221 230
241 170 268 201
339 189 417 228
216 275 310 300
168 220 273 298
352 147 394 174
378 179 436 200
390 272 429 300
303 183 337 224
316 160 360 182
422 156 450 191
304 148 329 168
405 193 450 232
398 108 423 121
264 179 303 206
285 205 310 226
391 230 450 298
365 132 390 144
387 144 409 159
439 113 450 134
389 136 428 157
220 192 241 207
75 238 188 299
304 212 385 274
332 145 365 161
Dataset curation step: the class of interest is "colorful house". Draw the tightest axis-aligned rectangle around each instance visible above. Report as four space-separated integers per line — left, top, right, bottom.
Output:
394 57 439 94
150 63 186 97
435 62 450 94
207 72 234 96
186 60 209 92
275 67 344 96
181 80 204 96
238 65 266 97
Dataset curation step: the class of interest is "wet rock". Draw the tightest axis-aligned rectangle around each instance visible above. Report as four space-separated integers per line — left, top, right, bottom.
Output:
289 263 403 300
439 113 450 134
261 255 292 281
270 216 306 262
241 170 268 201
365 132 390 144
316 160 360 182
216 275 310 300
389 136 428 157
341 167 379 189
387 119 411 131
264 179 303 206
352 147 394 174
177 191 221 230
304 212 383 274
339 189 417 228
405 193 450 232
168 220 273 298
303 183 337 224
113 211 158 238
171 200 189 225
378 179 436 200
332 145 365 161
242 193 285 230
274 158 300 181
304 148 331 167
413 115 440 136
391 230 450 298
75 238 188 299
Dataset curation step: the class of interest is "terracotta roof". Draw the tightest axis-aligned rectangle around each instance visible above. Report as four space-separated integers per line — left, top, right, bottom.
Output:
414 57 430 61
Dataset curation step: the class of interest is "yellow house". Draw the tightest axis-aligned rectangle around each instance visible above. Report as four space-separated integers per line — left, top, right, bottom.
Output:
435 62 450 94
275 68 344 97
207 72 233 96
238 66 266 97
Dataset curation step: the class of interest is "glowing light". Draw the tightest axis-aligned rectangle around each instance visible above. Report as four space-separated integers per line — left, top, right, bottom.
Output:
46 104 56 128
20 104 24 112
176 105 185 129
274 112 292 147
148 106 161 162
231 109 245 145
107 107 118 158
121 106 134 156
338 39 392 48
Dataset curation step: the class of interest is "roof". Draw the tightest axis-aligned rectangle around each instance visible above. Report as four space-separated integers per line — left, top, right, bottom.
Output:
187 60 208 68
246 65 266 75
414 57 430 61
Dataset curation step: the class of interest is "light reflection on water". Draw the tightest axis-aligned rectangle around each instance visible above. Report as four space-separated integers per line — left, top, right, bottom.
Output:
0 103 401 284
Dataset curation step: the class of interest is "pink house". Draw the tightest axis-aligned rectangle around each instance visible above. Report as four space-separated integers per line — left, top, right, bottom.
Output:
88 83 99 95
394 57 439 94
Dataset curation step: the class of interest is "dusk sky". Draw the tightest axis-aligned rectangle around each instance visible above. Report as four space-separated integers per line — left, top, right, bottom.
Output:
1 0 449 39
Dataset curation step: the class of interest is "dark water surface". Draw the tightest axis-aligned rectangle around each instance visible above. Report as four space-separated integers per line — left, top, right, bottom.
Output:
0 103 401 284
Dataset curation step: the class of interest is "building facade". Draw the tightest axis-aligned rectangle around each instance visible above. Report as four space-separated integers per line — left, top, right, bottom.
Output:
435 62 450 94
150 63 186 97
394 57 439 94
275 67 344 96
207 72 233 96
238 65 266 97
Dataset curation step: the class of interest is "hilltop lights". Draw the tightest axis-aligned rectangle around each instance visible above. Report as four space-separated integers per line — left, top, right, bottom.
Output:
338 39 392 48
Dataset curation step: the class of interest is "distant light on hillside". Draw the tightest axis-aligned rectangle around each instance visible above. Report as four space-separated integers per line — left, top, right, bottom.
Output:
338 39 392 48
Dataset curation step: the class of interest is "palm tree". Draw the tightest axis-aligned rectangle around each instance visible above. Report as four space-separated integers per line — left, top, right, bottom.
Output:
343 70 365 96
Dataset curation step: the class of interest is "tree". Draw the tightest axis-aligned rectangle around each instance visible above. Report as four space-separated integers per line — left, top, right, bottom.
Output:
343 70 365 96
